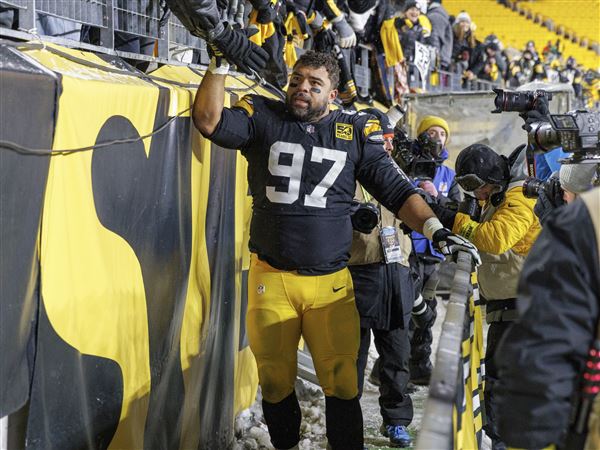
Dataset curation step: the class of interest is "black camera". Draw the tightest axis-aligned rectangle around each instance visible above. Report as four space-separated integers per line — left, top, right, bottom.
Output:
391 127 440 181
492 88 600 161
492 88 553 114
350 201 380 234
522 175 563 199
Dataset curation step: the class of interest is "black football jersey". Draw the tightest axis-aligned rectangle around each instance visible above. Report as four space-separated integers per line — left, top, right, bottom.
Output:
209 95 416 274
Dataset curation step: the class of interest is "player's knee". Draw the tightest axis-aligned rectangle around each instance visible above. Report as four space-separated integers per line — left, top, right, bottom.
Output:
318 356 358 399
257 360 297 403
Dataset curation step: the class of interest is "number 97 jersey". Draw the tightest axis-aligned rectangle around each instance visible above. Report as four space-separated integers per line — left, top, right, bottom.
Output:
207 94 416 274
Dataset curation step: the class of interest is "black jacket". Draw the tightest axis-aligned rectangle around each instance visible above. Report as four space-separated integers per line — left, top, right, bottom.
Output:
495 198 600 448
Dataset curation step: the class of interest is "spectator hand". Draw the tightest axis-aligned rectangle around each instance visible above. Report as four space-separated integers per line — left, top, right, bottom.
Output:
313 27 336 52
210 24 269 75
255 3 277 24
332 17 357 48
432 228 481 266
418 180 438 197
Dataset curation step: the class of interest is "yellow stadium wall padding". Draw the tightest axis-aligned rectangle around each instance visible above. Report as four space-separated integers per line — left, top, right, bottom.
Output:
0 42 264 449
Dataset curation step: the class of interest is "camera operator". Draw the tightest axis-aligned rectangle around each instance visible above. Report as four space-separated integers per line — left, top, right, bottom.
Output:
349 108 433 448
495 186 600 450
534 163 599 224
407 116 461 386
430 143 541 450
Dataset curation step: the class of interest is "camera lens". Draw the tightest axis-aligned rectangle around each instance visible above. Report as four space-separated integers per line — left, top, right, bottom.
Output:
351 203 380 234
522 177 544 198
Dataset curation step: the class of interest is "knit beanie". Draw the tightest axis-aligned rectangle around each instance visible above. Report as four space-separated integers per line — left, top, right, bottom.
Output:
559 163 598 193
417 115 450 141
456 11 471 23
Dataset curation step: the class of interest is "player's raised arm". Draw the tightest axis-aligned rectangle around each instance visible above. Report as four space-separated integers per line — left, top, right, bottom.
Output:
193 69 227 137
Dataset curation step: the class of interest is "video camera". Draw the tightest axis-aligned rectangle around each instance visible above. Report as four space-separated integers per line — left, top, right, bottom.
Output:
492 88 600 163
391 127 440 182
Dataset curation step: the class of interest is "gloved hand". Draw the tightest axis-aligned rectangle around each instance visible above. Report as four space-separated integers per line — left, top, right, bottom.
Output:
312 27 337 52
210 24 269 75
412 295 436 329
332 17 357 48
534 177 565 225
255 3 278 23
457 194 481 221
432 228 481 266
519 95 550 132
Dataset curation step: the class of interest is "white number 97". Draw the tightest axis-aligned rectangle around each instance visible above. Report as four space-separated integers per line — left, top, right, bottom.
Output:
266 141 347 208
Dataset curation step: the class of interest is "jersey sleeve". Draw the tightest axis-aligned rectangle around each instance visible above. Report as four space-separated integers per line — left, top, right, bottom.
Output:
355 115 417 214
206 95 256 150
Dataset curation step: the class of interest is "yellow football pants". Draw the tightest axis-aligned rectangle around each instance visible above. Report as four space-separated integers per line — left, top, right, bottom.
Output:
247 254 360 403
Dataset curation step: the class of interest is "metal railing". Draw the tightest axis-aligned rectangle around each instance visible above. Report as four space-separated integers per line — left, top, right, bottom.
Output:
0 0 208 63
415 251 476 450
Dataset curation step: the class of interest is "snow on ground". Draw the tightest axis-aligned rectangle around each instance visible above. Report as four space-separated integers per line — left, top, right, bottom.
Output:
234 299 490 449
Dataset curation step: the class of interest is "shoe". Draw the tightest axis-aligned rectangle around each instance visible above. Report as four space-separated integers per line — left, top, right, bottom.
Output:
380 424 412 447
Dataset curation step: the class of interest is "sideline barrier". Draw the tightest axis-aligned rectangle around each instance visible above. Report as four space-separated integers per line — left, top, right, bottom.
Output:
416 252 485 450
0 41 278 449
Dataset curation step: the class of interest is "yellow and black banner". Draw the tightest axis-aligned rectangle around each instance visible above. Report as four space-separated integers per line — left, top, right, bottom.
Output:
0 42 274 449
453 272 486 449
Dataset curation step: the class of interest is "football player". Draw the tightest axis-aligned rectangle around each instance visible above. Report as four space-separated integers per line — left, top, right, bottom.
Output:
193 50 479 449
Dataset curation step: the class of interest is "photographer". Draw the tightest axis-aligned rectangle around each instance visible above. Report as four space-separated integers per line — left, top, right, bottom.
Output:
349 108 426 448
495 186 600 450
407 116 461 385
432 143 541 450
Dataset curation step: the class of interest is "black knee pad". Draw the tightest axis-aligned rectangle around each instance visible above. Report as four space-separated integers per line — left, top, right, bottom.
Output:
262 391 301 449
325 396 364 450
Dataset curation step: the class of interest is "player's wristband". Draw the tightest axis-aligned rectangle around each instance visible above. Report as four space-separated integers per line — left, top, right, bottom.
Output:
422 217 444 241
208 56 230 75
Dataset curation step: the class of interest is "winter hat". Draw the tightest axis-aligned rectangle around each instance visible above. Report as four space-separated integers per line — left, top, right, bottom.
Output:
403 1 419 12
417 115 450 142
559 163 598 193
364 108 395 138
456 11 471 23
455 144 509 187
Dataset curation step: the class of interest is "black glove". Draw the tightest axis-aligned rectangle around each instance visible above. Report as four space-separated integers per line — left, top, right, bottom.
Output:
519 95 550 132
165 0 221 39
211 24 269 75
534 177 565 225
432 228 481 266
255 3 278 23
312 27 336 52
457 194 481 221
412 295 436 329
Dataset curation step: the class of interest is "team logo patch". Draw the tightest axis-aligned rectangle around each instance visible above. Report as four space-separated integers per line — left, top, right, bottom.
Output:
257 284 266 295
335 123 353 140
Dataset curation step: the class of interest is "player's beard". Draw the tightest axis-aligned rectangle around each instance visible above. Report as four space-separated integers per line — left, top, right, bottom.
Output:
286 93 329 123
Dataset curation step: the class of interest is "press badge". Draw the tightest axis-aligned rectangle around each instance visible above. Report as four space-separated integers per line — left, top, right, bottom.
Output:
379 226 403 264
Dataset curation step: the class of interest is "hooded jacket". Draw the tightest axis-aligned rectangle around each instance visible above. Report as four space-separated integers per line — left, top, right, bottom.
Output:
452 149 541 302
495 188 600 449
